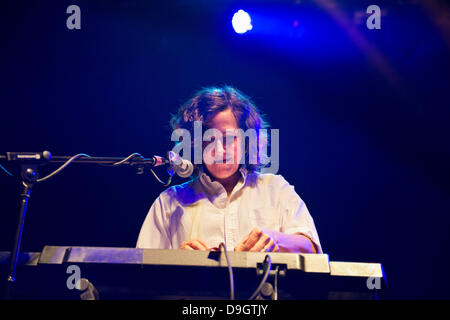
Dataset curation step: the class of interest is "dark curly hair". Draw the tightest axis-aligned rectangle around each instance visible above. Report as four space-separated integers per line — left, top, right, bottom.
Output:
170 86 269 173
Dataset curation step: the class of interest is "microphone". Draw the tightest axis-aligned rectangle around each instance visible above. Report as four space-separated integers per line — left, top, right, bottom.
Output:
150 155 167 167
2 151 52 163
168 151 194 178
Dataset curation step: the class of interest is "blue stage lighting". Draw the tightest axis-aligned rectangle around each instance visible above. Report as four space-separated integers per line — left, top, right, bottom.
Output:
232 10 253 34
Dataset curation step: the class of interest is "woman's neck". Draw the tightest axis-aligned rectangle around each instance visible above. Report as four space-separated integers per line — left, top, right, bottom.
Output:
211 171 241 197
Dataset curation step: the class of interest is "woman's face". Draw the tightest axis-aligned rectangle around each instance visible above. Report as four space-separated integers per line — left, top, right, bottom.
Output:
203 108 243 181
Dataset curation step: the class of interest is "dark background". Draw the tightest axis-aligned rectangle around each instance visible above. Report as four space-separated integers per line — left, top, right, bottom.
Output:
0 0 449 299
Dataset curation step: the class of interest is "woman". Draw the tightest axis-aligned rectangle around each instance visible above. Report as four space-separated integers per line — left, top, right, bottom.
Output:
136 86 322 253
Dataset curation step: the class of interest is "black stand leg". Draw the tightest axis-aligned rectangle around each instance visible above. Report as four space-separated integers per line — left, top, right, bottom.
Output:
4 165 37 299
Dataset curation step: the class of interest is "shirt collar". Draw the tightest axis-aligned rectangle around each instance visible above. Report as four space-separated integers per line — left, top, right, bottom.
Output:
196 167 248 209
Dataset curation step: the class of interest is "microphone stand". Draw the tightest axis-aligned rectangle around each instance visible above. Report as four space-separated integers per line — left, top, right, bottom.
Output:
0 151 167 298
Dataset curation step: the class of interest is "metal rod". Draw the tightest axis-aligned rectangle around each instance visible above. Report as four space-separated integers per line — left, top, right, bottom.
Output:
49 156 160 165
7 182 32 284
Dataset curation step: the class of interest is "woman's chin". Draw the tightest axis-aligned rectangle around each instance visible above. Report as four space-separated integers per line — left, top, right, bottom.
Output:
207 164 239 180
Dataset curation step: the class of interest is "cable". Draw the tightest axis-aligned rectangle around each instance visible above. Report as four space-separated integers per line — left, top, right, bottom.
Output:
219 242 235 300
148 157 174 187
0 163 13 176
110 153 144 166
37 153 91 183
96 153 145 168
273 265 279 300
248 254 272 300
149 168 173 187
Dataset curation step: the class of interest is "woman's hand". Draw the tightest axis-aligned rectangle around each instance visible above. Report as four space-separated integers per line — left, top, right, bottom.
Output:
179 239 210 250
234 228 317 253
234 228 280 252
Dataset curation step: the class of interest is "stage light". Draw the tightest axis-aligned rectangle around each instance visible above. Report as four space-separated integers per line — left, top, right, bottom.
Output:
232 10 253 34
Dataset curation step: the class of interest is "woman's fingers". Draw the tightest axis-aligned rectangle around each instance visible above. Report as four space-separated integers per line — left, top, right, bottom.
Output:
179 230 280 252
235 228 265 251
191 239 210 250
179 239 210 250
249 233 271 252
262 239 280 252
235 228 279 252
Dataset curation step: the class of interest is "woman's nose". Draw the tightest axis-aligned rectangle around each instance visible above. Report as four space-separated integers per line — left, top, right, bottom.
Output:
215 139 226 156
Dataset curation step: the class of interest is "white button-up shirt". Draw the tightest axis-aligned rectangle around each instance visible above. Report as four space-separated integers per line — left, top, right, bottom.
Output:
136 168 322 253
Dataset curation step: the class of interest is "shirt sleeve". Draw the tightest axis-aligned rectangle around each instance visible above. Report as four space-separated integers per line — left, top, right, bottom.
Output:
136 194 172 249
277 175 323 253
